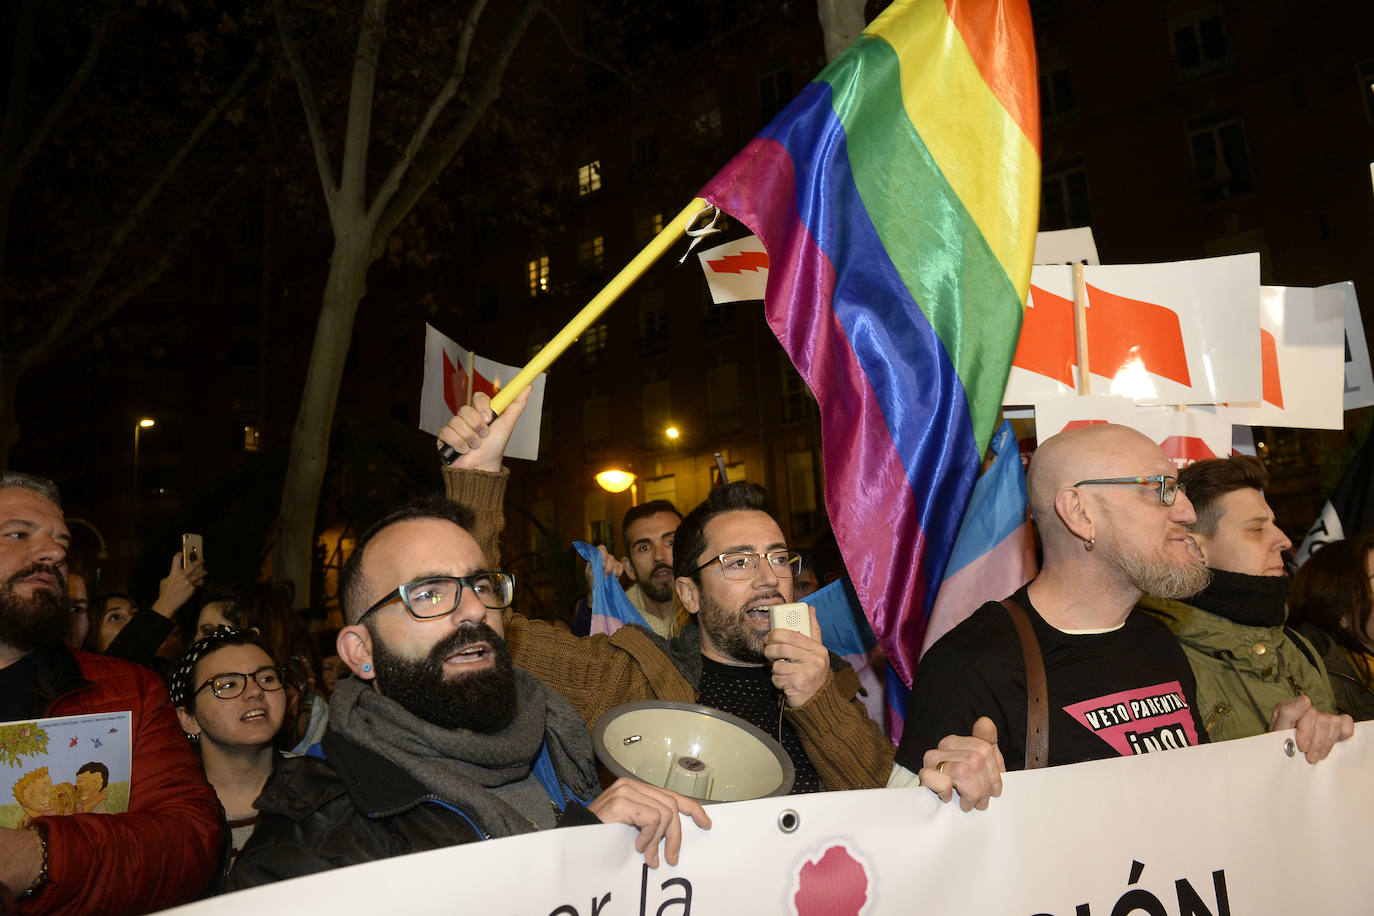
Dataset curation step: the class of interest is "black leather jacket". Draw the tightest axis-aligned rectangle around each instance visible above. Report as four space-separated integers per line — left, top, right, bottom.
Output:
226 728 599 890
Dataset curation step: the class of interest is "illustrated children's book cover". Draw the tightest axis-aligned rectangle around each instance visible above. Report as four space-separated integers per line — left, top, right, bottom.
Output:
0 711 133 827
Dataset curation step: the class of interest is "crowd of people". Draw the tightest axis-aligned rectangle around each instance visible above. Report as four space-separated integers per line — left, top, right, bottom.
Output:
0 398 1367 912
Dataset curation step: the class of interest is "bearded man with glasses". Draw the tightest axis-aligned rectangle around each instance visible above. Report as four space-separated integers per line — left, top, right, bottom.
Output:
436 392 1002 807
896 423 1218 774
230 496 708 888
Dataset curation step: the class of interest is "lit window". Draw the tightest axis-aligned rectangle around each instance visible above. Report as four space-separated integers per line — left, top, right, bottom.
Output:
578 161 602 196
527 255 549 297
635 212 664 244
581 323 608 371
578 235 605 272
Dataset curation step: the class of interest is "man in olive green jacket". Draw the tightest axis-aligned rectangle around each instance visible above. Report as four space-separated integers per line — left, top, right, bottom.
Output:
1137 456 1352 761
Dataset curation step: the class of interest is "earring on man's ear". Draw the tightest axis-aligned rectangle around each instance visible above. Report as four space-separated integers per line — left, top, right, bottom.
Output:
362 663 372 673
1084 537 1095 551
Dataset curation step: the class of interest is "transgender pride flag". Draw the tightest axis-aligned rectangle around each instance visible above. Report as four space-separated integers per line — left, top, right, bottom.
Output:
572 541 648 636
700 0 1040 688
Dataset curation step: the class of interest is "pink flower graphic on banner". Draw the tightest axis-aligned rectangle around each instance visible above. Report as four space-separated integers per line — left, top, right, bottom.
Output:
793 845 868 916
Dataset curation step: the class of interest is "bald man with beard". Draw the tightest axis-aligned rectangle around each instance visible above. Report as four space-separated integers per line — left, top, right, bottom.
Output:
896 424 1213 773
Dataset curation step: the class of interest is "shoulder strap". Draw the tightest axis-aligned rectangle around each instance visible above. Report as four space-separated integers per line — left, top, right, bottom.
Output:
1001 597 1049 769
1283 626 1320 672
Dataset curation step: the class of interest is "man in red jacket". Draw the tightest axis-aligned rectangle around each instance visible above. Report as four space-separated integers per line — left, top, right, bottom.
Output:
0 472 222 915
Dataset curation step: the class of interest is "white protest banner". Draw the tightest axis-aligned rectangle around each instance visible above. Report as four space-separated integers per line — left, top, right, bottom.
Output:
1033 226 1100 265
697 235 768 303
1005 254 1261 406
1033 396 1233 467
419 323 547 461
1328 280 1374 411
172 726 1372 915
1219 285 1346 430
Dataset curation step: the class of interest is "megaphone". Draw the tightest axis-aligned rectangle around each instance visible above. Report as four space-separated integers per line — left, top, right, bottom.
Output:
592 700 795 802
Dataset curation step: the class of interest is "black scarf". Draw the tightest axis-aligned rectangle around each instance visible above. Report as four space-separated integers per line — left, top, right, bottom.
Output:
1187 568 1291 628
330 670 599 838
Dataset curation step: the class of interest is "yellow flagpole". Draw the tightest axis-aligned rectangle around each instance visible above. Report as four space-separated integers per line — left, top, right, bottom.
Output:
490 197 711 414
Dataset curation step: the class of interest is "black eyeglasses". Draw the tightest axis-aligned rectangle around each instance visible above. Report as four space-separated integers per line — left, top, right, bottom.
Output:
195 666 286 700
694 550 803 580
358 572 516 623
1074 475 1181 507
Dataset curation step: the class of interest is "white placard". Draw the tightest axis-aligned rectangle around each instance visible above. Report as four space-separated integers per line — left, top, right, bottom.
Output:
1033 226 1100 265
1327 280 1374 411
419 323 548 461
697 236 769 303
175 726 1374 915
1219 285 1346 430
1006 254 1262 407
1033 397 1233 467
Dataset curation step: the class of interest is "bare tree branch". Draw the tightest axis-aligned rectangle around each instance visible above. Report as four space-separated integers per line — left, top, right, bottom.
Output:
370 0 541 260
0 4 113 289
31 170 245 372
538 4 626 87
22 50 262 364
276 0 339 216
336 0 387 219
7 10 115 191
367 0 491 229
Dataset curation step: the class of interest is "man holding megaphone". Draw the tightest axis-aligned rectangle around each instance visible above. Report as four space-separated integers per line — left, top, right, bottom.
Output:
439 391 1003 810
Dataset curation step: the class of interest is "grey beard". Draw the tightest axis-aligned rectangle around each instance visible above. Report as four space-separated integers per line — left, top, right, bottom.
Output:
1110 547 1212 600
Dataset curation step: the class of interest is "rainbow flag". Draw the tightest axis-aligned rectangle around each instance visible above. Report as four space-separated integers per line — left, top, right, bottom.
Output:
699 0 1039 686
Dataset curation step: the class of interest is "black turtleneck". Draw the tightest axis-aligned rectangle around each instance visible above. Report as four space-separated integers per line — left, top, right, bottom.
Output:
1187 568 1291 627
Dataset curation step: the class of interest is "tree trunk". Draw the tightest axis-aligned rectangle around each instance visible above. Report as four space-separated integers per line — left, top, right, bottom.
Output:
270 234 369 602
817 0 867 62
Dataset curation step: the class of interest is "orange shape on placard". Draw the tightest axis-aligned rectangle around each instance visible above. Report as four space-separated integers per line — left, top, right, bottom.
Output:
1259 328 1284 409
707 251 769 274
442 350 468 415
1011 285 1077 388
1084 284 1192 388
1158 435 1217 464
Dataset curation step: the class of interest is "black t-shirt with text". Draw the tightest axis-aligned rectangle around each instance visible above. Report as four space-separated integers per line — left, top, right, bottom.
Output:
896 586 1208 771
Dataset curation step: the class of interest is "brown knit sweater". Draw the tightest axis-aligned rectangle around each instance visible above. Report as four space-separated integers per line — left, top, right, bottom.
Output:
443 463 895 791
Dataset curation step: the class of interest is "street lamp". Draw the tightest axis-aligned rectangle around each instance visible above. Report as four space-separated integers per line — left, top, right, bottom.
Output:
664 426 680 440
595 469 637 506
132 417 156 547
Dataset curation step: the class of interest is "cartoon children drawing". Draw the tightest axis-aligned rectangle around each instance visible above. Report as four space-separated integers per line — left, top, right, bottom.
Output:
13 766 56 827
75 761 110 813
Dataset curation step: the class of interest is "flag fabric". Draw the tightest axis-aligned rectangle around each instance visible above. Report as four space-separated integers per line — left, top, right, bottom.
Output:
419 323 549 461
572 541 649 636
699 0 1040 687
921 420 1037 656
808 578 887 732
1294 427 1374 566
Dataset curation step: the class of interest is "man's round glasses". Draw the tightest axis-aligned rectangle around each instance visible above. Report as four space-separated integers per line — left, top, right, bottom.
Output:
694 550 803 580
358 572 516 623
1074 475 1181 507
195 666 286 700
